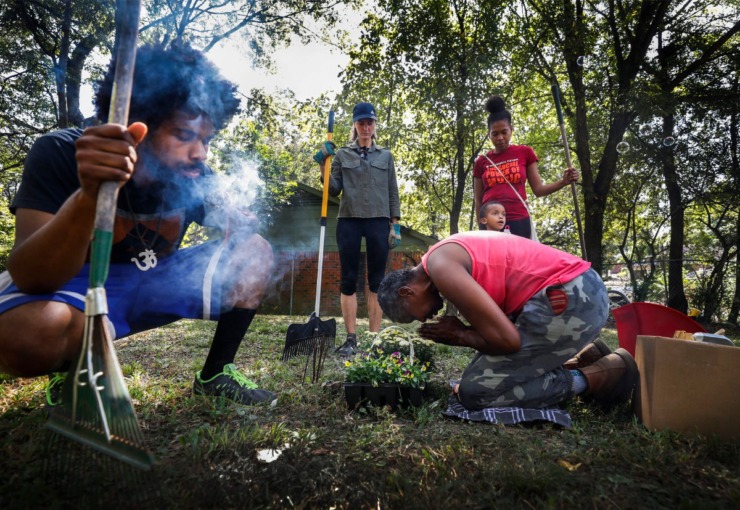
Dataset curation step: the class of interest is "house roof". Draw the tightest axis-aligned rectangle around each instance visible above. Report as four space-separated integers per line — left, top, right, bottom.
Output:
293 182 439 247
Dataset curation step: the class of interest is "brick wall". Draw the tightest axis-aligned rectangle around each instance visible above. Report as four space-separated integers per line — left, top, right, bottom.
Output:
261 250 425 317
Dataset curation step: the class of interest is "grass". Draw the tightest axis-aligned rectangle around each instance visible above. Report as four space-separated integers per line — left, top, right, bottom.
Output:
1 315 739 509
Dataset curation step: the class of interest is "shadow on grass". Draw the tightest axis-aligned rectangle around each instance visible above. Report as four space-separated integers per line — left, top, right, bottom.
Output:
1 318 738 509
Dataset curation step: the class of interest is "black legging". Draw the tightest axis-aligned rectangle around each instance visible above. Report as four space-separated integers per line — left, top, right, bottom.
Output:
336 217 390 295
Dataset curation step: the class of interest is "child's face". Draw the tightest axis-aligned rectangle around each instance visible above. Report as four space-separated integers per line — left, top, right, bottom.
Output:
481 204 507 231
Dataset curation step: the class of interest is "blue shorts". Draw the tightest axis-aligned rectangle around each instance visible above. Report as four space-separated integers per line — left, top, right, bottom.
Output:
0 240 230 339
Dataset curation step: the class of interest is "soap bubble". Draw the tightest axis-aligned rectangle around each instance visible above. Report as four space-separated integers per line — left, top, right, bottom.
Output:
576 56 589 67
639 124 651 137
662 136 676 147
616 141 630 154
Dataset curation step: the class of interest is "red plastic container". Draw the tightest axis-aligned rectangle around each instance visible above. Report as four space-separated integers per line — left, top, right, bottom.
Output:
611 302 706 357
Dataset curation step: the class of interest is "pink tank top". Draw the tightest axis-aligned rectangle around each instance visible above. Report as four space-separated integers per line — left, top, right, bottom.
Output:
421 232 591 315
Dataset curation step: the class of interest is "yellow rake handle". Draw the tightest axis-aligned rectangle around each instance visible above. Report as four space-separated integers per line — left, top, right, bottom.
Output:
321 111 335 219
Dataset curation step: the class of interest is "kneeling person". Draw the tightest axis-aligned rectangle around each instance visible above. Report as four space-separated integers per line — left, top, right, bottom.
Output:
377 231 637 410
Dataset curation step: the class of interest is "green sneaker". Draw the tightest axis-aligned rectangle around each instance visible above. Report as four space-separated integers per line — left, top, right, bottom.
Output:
45 372 66 407
193 364 276 405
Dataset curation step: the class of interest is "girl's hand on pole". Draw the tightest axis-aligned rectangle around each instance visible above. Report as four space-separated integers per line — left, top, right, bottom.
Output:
562 167 580 184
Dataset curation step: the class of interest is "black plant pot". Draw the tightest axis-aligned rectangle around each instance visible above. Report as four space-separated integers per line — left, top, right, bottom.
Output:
344 383 425 411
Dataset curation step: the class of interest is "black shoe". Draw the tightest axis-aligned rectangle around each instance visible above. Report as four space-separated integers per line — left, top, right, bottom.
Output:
193 364 276 405
335 334 357 356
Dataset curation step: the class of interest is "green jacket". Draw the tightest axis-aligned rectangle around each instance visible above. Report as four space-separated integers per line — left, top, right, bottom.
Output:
328 140 401 220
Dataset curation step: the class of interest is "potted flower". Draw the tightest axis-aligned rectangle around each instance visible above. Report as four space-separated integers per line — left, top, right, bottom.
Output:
364 326 437 369
343 328 432 411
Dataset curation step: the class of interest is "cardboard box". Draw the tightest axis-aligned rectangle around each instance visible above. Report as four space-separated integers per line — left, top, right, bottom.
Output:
634 335 740 440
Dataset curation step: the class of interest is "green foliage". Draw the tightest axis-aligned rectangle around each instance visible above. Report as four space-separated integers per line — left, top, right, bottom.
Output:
0 191 14 272
506 0 740 285
344 349 430 388
209 89 338 231
339 0 506 235
345 331 432 389
142 1 349 56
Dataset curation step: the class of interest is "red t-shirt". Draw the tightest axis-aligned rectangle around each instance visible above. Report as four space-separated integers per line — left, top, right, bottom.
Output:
473 145 538 220
421 231 591 315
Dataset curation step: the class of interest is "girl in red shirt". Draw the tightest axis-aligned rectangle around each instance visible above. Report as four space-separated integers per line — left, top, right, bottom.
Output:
473 96 579 239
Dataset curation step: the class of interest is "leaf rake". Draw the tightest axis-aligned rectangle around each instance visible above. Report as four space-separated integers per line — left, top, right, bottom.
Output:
45 0 154 472
282 111 337 382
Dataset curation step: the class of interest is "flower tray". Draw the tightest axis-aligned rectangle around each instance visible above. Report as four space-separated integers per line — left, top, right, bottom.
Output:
344 383 424 411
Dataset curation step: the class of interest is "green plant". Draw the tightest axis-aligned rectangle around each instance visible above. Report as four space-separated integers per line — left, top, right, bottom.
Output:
345 348 430 389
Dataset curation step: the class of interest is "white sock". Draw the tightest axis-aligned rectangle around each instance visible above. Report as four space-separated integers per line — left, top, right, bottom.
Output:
570 370 588 395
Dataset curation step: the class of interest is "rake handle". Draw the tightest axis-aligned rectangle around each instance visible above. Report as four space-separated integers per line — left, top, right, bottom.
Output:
315 111 334 316
90 0 141 289
321 111 334 219
551 85 588 261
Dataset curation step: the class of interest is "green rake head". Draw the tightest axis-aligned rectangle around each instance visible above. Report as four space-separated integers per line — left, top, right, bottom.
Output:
46 314 155 471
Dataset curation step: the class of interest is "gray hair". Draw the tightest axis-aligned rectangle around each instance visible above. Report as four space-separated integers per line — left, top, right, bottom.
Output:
377 269 415 323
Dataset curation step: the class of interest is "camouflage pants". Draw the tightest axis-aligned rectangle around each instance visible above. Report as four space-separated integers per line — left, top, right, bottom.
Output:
457 269 609 410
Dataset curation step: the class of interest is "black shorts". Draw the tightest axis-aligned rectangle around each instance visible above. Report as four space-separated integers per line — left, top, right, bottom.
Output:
336 217 390 295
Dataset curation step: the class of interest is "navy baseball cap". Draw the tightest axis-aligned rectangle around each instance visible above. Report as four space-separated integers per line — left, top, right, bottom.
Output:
352 102 377 122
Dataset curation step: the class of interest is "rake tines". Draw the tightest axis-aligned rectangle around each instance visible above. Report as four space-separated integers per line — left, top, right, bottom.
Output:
43 430 160 506
281 313 336 362
301 334 335 384
46 312 155 470
282 313 336 383
281 330 322 360
44 310 158 505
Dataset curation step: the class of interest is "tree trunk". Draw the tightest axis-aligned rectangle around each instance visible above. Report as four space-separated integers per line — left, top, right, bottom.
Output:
729 74 740 324
55 0 74 128
449 22 470 236
661 114 688 313
701 248 731 322
730 209 740 324
586 114 633 275
66 38 96 127
449 109 465 235
583 190 605 275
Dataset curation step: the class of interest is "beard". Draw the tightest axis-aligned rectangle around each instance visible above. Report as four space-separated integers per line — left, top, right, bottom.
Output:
136 145 207 186
131 146 211 209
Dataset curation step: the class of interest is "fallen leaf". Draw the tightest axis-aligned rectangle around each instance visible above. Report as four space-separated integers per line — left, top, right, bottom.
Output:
557 459 582 471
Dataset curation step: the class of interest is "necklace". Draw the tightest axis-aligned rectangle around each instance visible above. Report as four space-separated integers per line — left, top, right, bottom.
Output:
123 186 163 272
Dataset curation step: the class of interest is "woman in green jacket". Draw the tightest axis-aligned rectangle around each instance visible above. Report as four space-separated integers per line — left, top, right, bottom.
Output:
318 102 401 355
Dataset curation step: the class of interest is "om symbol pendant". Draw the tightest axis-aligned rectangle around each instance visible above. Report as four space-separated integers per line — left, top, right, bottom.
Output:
131 249 158 271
